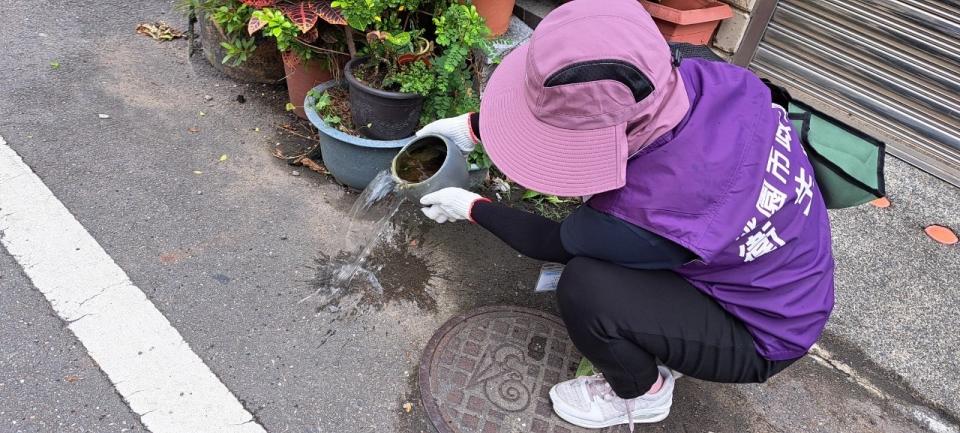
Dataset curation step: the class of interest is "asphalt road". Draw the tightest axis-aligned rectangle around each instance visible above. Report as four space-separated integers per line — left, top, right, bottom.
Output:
1 0 957 432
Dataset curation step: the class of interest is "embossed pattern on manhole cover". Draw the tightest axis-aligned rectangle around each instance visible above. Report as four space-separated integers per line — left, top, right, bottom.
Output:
420 306 622 433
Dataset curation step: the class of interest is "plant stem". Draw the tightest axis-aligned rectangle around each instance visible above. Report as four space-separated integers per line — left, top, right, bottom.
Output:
297 41 350 57
344 27 357 57
278 124 320 142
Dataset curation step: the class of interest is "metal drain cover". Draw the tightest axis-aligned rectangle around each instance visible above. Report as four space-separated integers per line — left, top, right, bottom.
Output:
420 306 617 433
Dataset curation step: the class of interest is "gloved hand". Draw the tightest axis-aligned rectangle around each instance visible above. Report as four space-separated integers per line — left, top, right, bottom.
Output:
420 187 488 223
415 113 477 156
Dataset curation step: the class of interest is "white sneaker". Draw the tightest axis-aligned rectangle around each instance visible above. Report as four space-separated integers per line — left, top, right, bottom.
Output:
549 367 674 431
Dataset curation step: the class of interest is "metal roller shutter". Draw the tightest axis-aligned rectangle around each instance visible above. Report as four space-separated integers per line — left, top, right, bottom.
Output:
751 0 960 186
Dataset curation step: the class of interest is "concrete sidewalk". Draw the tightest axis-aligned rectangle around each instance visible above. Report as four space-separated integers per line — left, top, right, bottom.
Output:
0 0 957 432
827 157 960 422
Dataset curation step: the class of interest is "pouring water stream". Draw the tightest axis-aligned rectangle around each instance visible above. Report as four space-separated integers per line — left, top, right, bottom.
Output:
300 134 466 304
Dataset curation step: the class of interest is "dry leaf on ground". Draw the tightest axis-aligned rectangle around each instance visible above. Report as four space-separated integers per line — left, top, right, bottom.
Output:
296 157 329 175
136 22 185 41
402 402 413 413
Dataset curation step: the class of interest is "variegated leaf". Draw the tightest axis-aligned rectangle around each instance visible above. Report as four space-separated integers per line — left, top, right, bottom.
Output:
248 16 267 35
298 26 319 43
278 1 320 33
241 0 278 7
316 1 346 25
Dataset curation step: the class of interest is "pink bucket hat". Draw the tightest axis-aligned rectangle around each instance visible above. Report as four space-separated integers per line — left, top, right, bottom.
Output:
479 0 689 197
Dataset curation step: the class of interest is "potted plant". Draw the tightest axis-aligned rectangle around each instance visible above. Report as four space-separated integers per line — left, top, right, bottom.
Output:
245 0 351 118
303 0 494 189
639 0 733 45
183 0 286 83
305 80 412 189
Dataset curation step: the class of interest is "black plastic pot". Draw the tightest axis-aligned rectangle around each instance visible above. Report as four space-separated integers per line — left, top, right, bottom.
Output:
344 57 424 140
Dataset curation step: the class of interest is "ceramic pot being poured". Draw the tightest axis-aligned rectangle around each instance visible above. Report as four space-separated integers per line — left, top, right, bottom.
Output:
390 134 470 201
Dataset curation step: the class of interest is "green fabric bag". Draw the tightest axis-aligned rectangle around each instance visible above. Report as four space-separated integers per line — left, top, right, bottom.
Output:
787 102 886 209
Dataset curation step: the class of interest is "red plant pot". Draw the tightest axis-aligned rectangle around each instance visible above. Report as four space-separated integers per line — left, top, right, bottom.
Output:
282 52 336 119
639 0 733 45
473 0 517 37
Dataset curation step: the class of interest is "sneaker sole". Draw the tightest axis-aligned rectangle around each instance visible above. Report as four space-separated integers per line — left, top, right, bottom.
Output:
548 388 671 429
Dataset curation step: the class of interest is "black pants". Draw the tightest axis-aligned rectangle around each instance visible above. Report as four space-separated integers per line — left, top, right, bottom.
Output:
556 257 798 399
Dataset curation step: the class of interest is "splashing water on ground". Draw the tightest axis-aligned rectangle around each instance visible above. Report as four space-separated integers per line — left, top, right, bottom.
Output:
301 170 404 302
334 170 405 287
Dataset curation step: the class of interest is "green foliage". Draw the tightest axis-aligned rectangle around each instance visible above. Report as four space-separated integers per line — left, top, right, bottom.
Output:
522 190 571 205
252 7 343 61
334 0 489 125
182 0 260 66
176 0 219 15
313 90 333 112
575 358 596 377
211 1 254 35
49 60 61 70
467 142 493 169
252 8 301 52
520 189 574 220
331 0 422 31
312 90 345 127
220 36 256 65
433 3 487 72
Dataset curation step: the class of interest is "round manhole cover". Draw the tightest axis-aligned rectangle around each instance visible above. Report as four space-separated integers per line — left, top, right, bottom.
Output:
420 306 619 433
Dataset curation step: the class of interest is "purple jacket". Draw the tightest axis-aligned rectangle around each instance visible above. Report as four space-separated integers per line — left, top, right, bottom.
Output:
588 59 835 361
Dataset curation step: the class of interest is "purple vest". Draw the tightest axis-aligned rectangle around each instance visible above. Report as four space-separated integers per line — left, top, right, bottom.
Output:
589 59 835 360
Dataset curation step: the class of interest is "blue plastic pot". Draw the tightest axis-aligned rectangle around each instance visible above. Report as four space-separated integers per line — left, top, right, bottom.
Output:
305 79 411 190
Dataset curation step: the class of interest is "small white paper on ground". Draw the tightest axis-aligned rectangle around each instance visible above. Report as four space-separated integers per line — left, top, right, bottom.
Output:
535 262 565 293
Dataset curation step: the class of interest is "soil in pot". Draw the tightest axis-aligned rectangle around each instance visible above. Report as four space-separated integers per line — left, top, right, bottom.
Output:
284 52 337 119
344 57 424 141
473 0 516 37
313 86 360 135
395 140 447 183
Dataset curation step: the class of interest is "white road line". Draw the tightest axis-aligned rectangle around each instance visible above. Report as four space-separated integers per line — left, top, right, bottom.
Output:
0 137 267 433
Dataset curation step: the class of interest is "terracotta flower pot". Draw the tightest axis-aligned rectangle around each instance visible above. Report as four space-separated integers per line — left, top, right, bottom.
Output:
639 0 733 45
473 0 517 37
283 52 336 119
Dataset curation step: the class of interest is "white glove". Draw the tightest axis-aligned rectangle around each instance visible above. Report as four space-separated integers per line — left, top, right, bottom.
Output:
420 187 486 223
415 113 477 156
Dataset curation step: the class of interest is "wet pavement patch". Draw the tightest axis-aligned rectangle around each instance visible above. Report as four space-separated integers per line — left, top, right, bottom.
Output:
421 306 616 433
306 222 437 316
362 231 437 312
